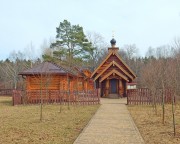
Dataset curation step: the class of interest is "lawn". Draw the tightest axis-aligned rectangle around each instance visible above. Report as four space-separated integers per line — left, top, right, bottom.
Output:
0 96 99 144
128 103 180 144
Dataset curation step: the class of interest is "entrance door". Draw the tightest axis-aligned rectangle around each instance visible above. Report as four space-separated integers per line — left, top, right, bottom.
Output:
110 79 117 93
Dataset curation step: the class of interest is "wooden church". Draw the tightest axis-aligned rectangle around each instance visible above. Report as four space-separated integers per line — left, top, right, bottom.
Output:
91 38 136 98
18 38 136 102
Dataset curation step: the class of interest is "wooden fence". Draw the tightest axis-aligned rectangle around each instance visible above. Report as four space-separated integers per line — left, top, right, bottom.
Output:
12 89 100 106
12 90 22 105
0 89 13 96
127 88 173 105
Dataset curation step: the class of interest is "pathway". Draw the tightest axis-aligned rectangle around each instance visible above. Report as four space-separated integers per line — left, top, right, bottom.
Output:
73 98 144 144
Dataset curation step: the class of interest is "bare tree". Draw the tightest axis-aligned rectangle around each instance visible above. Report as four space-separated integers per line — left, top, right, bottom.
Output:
121 44 139 74
166 59 177 136
141 59 160 114
123 44 138 60
146 47 155 58
41 38 55 60
1 51 29 89
23 42 37 68
172 37 180 97
86 31 108 70
29 62 52 121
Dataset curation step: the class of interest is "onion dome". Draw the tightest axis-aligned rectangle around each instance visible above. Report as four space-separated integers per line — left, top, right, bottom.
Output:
110 38 116 46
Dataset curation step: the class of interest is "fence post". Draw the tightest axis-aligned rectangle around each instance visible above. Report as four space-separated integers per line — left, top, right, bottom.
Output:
127 90 129 105
12 90 22 106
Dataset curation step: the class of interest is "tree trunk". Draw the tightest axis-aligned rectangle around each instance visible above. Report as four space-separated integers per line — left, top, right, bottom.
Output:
162 81 165 125
151 89 157 115
172 92 176 136
59 80 62 113
40 73 43 121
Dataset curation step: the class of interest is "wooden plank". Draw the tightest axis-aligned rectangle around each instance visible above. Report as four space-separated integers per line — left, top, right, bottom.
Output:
100 69 129 82
91 51 113 78
94 61 134 81
114 53 136 78
113 61 134 80
94 62 113 81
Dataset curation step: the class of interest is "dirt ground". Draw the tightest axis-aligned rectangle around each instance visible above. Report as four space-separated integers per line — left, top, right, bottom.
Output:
128 103 180 144
0 96 99 144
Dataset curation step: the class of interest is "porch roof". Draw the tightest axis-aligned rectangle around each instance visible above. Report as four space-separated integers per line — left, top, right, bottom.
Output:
94 61 133 81
100 69 129 82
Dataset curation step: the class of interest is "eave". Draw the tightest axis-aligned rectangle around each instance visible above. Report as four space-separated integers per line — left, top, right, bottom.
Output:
91 51 136 79
100 69 129 82
94 61 134 81
91 51 113 78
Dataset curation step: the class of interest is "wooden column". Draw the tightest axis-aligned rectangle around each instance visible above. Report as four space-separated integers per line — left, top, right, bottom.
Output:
99 81 101 97
105 79 109 97
124 81 127 97
119 79 123 97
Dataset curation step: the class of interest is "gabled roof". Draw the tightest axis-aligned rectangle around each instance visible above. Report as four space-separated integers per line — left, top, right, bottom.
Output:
91 51 113 78
100 69 129 82
114 53 136 77
91 48 136 81
94 61 133 81
19 61 75 76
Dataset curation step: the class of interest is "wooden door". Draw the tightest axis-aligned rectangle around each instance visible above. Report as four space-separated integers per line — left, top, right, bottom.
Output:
110 79 117 93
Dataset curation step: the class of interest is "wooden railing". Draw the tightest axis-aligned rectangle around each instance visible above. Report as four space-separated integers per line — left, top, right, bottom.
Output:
127 88 173 105
0 89 13 96
12 90 100 106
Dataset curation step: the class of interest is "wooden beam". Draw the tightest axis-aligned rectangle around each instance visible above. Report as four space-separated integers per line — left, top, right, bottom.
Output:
94 61 113 81
113 61 134 80
100 69 129 82
114 53 136 78
94 61 133 81
91 51 113 78
112 70 129 82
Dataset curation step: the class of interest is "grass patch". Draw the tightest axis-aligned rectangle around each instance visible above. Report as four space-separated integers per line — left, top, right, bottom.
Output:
0 97 100 144
128 103 180 144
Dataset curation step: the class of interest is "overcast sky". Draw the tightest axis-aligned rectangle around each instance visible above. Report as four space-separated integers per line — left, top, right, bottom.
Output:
0 0 180 60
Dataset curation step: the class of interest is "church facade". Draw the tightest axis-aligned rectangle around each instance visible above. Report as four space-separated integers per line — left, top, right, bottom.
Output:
91 38 136 98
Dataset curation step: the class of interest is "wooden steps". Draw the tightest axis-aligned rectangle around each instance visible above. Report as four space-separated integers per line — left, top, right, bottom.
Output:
107 94 120 99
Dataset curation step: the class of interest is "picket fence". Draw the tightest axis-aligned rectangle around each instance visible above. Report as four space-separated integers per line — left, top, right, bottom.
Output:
12 89 100 106
0 89 12 96
127 88 173 105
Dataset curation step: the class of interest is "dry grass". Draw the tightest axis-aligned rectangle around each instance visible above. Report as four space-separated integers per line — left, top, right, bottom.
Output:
128 103 180 144
0 96 99 144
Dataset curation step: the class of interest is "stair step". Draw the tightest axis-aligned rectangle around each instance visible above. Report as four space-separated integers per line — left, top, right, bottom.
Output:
108 94 119 99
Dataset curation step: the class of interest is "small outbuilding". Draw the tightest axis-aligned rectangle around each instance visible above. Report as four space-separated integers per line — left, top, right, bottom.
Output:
19 61 94 102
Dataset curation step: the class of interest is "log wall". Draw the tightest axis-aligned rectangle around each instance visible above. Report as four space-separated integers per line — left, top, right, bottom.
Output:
26 75 94 92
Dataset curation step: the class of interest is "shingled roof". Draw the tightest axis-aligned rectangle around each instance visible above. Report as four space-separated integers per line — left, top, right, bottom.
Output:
19 61 75 76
